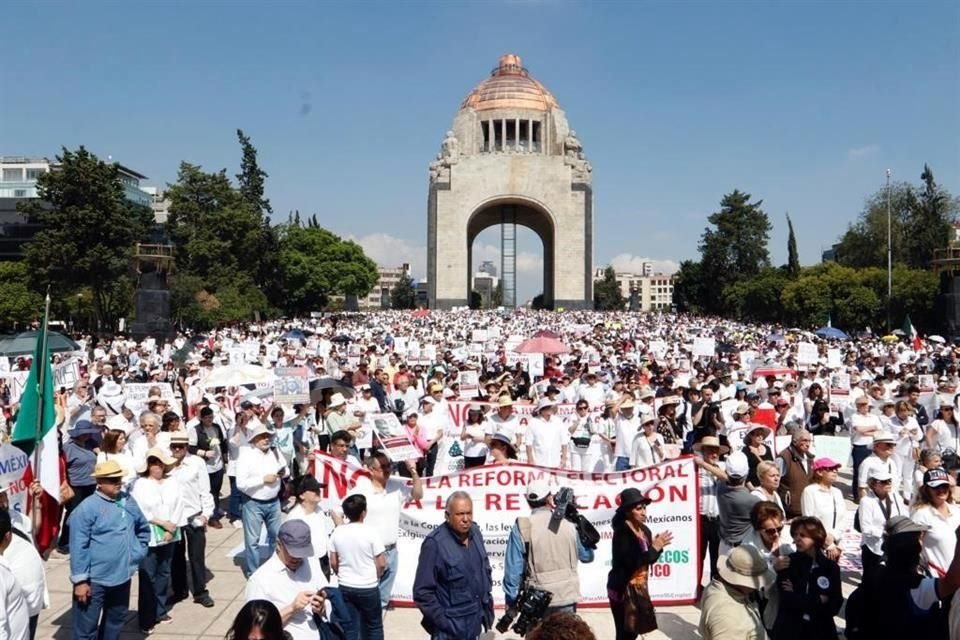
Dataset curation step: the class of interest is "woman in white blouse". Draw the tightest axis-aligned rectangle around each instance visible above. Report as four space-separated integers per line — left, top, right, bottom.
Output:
911 467 960 578
889 401 922 501
750 460 785 515
850 396 884 499
131 447 185 634
800 457 845 561
630 410 664 468
97 415 137 487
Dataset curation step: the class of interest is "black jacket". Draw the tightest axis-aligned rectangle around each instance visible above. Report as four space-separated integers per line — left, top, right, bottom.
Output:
607 521 663 594
773 550 843 640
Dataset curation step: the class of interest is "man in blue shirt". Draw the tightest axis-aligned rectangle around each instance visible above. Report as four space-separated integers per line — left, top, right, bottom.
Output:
70 460 150 640
503 480 594 617
413 491 494 639
57 420 100 554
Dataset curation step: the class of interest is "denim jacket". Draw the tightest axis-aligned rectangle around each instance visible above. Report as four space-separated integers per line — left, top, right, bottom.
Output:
69 491 151 587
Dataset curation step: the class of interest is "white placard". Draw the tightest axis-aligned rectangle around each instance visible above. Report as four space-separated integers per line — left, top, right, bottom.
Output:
827 349 843 369
692 337 716 358
797 343 819 366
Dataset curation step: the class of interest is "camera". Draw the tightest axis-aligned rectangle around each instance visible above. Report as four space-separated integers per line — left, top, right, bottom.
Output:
495 585 553 636
551 487 600 550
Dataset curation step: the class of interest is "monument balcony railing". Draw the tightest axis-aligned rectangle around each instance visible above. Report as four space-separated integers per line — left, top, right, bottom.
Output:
932 247 960 273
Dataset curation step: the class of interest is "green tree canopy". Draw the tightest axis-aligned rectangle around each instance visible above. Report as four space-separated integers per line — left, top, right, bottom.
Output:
698 190 772 313
0 262 43 327
390 273 416 310
593 266 626 311
19 146 153 329
786 213 800 277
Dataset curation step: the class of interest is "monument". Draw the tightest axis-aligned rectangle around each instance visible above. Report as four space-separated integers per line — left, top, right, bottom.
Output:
427 54 593 309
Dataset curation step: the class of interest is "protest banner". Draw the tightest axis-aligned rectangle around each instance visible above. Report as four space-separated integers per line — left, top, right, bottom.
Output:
273 367 310 404
123 382 177 411
0 444 30 516
312 453 700 606
692 337 715 358
369 413 420 462
797 342 818 366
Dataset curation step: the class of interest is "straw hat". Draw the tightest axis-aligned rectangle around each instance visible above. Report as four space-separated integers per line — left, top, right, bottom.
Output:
136 447 176 474
327 393 347 408
693 436 729 455
497 395 515 408
91 460 125 479
717 546 775 590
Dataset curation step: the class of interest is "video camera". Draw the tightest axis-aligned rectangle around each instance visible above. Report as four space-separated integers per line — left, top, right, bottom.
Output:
495 585 553 636
550 487 600 550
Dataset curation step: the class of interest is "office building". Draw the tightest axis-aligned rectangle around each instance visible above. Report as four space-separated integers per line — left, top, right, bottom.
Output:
593 267 675 311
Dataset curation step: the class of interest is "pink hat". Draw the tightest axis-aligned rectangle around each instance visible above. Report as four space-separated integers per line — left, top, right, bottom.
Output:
813 457 842 471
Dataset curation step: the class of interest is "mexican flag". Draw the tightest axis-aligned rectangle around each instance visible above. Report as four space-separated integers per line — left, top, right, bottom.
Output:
903 315 922 352
10 295 63 553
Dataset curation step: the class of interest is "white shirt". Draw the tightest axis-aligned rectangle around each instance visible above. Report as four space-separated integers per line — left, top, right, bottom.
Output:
5 535 47 617
800 484 846 543
889 416 922 458
857 491 906 555
912 503 960 577
614 415 640 458
10 511 31 539
0 556 30 640
329 522 385 589
351 477 402 546
750 487 784 515
927 419 960 452
236 446 288 501
699 464 721 517
524 417 566 468
850 413 883 446
462 421 489 458
130 476 185 547
287 505 332 561
857 455 901 495
169 455 215 524
489 413 521 444
630 431 664 468
577 384 605 409
245 554 331 640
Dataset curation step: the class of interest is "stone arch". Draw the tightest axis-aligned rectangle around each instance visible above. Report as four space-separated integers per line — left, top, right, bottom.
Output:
466 196 556 307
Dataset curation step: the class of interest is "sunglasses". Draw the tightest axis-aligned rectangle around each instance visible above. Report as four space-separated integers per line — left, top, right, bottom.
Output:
760 527 781 536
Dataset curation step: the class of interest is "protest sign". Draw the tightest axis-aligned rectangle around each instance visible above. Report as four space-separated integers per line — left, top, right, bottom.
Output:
458 370 480 399
0 444 30 516
123 382 177 412
273 367 310 404
918 374 935 393
471 329 488 343
692 337 715 358
527 352 544 378
797 342 818 366
369 413 420 462
228 347 246 365
392 337 407 354
312 453 700 606
0 358 9 373
53 360 80 391
827 349 843 369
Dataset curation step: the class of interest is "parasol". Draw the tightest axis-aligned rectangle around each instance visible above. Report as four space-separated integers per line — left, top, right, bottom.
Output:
513 336 570 355
0 330 81 357
309 377 355 403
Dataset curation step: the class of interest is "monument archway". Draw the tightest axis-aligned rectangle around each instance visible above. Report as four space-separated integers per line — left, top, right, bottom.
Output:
427 53 593 309
467 199 554 308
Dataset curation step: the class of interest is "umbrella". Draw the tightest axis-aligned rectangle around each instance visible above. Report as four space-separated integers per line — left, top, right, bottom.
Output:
717 342 738 355
532 329 561 339
309 377 355 403
751 366 796 380
891 329 906 337
412 309 430 319
929 335 946 344
513 336 569 355
881 335 899 344
814 326 849 340
766 334 786 344
188 334 209 346
330 334 352 344
201 364 276 389
0 330 81 357
282 329 307 343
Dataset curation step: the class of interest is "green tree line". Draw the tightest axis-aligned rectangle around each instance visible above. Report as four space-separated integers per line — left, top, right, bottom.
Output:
674 166 957 333
12 135 379 331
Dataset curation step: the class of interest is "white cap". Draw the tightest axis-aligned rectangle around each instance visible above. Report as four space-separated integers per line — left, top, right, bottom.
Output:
525 479 553 501
725 451 750 479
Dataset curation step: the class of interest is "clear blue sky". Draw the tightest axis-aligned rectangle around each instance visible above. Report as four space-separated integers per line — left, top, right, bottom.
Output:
2 0 958 301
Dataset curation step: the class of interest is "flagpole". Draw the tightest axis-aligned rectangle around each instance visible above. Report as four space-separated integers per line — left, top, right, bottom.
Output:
31 289 51 536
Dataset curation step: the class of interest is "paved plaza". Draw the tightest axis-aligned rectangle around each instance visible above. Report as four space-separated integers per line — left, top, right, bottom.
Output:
36 472 859 639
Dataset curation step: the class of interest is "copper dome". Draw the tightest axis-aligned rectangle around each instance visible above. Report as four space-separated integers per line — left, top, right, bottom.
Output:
461 54 559 112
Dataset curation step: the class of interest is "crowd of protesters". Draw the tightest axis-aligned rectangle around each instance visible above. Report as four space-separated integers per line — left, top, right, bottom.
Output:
2 310 960 639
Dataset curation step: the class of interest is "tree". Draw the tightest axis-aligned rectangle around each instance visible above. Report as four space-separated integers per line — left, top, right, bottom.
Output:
20 146 154 330
593 266 626 311
721 267 791 323
786 213 800 277
390 273 417 309
903 164 956 269
834 181 915 268
235 129 272 215
698 190 772 313
672 260 705 314
0 262 43 327
276 225 378 315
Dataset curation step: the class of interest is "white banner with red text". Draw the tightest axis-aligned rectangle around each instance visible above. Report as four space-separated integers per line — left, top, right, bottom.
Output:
312 452 700 607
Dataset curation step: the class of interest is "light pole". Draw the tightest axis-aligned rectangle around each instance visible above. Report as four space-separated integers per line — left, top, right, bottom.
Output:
886 169 892 332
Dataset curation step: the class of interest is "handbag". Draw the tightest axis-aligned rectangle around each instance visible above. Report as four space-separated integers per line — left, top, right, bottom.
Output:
622 565 658 635
571 437 591 448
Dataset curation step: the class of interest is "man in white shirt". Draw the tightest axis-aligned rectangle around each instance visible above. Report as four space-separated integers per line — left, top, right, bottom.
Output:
857 432 902 499
330 494 385 640
525 399 568 468
236 424 288 577
488 395 522 449
0 509 30 640
614 397 640 471
245 520 331 640
577 373 606 409
168 433 215 608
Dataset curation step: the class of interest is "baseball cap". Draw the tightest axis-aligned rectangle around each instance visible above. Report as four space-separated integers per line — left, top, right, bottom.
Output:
725 452 749 479
813 457 841 471
923 468 950 488
868 468 893 482
278 520 314 558
525 479 553 501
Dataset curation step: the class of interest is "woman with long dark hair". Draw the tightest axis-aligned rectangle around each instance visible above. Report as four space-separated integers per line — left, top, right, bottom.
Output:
607 488 673 640
225 600 289 640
